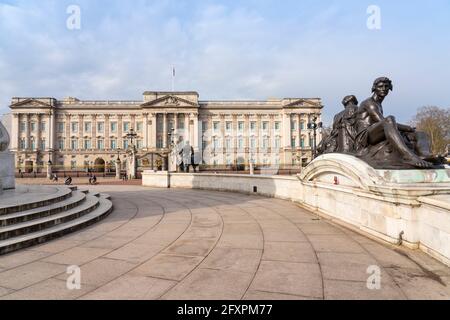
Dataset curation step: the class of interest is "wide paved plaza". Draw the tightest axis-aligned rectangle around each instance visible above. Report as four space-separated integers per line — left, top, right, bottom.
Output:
0 185 449 300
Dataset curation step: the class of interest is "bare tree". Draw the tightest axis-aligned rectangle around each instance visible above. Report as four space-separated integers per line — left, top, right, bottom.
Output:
411 106 450 155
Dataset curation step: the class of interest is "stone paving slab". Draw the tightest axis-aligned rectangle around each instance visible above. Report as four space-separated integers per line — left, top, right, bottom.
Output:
0 184 449 300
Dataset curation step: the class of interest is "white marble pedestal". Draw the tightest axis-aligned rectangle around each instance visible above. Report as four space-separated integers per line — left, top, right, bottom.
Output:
0 152 15 192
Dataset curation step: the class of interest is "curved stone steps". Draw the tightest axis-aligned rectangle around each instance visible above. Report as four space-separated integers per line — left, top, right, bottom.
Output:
0 191 87 227
0 196 113 255
0 186 74 215
0 195 100 241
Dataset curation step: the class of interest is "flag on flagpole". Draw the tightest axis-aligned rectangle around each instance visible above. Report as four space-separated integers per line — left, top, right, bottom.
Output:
172 66 175 92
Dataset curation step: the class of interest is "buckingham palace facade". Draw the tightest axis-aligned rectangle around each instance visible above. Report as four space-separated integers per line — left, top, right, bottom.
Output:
8 91 323 173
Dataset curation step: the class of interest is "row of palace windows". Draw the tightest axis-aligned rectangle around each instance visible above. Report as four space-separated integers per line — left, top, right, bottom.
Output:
58 138 144 151
18 138 144 151
209 137 282 151
19 138 46 150
210 121 281 133
55 121 144 135
19 122 46 133
207 120 309 133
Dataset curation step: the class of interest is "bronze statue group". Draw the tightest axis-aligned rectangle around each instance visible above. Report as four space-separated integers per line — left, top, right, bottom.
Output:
318 77 446 169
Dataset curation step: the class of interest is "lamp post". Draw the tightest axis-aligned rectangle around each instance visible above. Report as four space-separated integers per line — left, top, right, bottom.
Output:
167 128 176 172
115 148 122 180
307 115 323 160
125 129 138 179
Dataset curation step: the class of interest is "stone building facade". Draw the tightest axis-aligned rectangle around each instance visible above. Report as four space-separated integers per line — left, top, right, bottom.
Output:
8 91 323 173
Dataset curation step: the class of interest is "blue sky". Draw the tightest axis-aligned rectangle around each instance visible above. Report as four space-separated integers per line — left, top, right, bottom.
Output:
1 0 449 124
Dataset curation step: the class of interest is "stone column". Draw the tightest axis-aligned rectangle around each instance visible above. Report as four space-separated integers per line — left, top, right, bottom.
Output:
49 110 55 151
65 114 71 151
220 114 226 164
232 114 238 165
92 115 97 151
193 113 199 150
118 115 123 149
10 113 19 151
244 114 250 168
151 113 157 148
105 114 110 150
115 157 121 179
25 114 30 150
163 113 167 148
174 113 179 137
184 113 190 144
36 114 42 151
143 113 149 149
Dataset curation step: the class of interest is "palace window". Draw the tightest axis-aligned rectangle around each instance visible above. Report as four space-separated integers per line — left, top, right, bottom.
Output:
136 140 143 149
274 122 281 131
97 139 104 150
226 122 232 132
300 122 305 130
39 139 46 150
30 122 37 132
84 122 92 133
250 138 256 150
57 122 64 133
213 122 220 133
111 139 117 150
123 140 129 150
250 122 256 132
274 137 281 149
238 121 244 132
20 122 26 132
71 139 78 150
97 122 104 134
71 160 77 170
110 122 117 133
58 139 65 150
178 115 185 130
136 122 143 132
263 138 269 149
30 138 36 150
156 138 163 149
123 122 130 133
71 122 78 133
226 138 232 151
291 121 297 131
40 122 46 132
84 139 91 150
19 138 26 150
213 137 220 150
262 122 269 131
291 138 296 148
301 138 305 148
238 138 244 150
202 121 208 133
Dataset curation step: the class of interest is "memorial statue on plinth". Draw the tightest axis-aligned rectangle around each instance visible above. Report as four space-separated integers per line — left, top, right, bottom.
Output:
318 77 447 169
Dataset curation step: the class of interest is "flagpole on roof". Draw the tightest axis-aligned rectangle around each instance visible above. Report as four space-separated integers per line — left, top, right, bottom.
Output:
172 65 175 92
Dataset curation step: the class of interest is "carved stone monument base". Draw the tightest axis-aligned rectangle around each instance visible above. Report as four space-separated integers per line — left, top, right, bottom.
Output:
0 152 15 193
299 154 450 265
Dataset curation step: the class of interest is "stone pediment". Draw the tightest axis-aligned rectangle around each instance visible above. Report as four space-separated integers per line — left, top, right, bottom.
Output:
141 95 198 109
10 99 53 109
284 99 320 109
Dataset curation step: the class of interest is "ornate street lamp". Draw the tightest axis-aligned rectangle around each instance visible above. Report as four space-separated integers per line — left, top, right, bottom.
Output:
307 115 323 160
126 129 138 147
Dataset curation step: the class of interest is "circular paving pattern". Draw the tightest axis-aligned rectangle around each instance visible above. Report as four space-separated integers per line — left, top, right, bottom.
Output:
0 185 449 300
